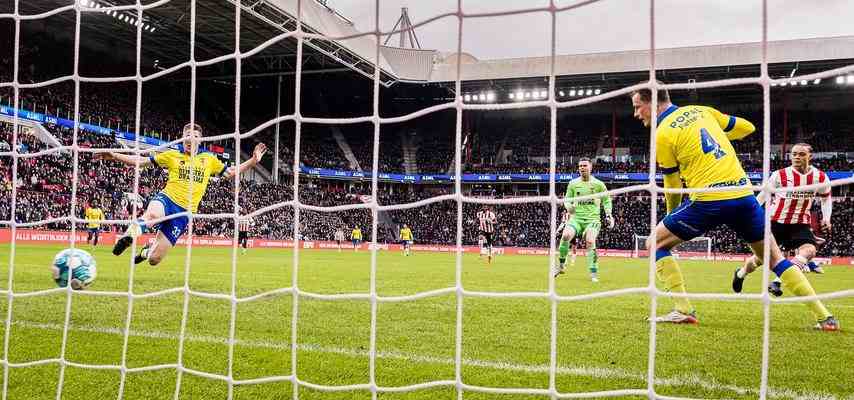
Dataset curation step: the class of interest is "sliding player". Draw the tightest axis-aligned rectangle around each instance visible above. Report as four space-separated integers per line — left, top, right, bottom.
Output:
732 143 831 296
96 123 267 266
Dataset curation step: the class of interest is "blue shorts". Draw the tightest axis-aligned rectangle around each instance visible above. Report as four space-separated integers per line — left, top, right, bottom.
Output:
663 195 764 243
402 240 413 246
151 192 189 246
352 239 361 246
87 227 99 234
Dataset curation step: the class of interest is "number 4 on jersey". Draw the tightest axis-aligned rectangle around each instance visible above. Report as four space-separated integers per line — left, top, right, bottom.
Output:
700 128 726 159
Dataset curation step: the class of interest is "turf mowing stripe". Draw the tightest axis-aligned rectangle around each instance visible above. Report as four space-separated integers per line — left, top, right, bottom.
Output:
7 320 837 400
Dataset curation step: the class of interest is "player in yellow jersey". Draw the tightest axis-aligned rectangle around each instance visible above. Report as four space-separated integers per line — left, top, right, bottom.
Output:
400 224 414 256
97 123 267 266
631 85 838 331
351 227 362 251
84 200 106 249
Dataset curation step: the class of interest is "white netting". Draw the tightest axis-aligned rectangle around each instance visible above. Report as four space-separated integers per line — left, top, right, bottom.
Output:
2 0 854 399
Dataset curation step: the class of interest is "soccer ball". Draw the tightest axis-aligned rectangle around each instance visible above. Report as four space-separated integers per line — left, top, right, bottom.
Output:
51 248 97 290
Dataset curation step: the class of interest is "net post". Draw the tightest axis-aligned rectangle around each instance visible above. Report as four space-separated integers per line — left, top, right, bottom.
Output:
116 0 149 397
367 0 382 397
1 2 22 398
224 0 245 398
645 1 659 398
290 1 306 398
173 0 201 397
53 0 85 396
452 1 465 400
546 1 559 398
758 0 772 398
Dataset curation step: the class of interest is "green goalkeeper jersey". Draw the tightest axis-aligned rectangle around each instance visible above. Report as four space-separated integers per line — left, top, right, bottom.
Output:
564 176 612 222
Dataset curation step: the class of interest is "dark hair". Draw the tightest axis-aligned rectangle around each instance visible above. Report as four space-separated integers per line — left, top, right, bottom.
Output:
631 82 670 104
791 143 813 153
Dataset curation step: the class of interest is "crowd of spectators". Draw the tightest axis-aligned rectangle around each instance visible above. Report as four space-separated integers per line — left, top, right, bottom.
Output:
3 125 853 257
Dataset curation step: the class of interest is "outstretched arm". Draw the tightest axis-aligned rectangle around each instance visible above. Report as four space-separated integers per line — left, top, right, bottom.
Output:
223 143 267 180
95 151 153 167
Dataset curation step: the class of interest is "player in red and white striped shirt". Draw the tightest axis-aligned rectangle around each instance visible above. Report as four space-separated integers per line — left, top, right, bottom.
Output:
733 143 832 296
238 212 255 255
476 206 497 263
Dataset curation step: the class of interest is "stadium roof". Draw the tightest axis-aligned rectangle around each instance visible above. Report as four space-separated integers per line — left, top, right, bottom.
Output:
428 35 854 83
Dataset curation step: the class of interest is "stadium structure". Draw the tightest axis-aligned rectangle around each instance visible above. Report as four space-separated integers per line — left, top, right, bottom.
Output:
4 0 853 258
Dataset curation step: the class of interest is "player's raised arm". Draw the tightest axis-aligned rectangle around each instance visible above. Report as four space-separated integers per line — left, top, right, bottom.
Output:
223 143 267 180
710 107 755 141
94 151 153 167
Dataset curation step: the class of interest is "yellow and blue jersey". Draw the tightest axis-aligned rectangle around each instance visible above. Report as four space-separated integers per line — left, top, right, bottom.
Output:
84 207 105 229
351 228 362 241
149 150 225 212
400 227 413 241
655 104 755 202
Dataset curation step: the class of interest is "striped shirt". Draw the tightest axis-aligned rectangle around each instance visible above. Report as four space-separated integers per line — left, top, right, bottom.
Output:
761 166 830 225
238 216 254 232
476 210 496 233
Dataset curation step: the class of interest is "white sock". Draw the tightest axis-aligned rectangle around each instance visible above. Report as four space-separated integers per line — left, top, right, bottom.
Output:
736 267 747 279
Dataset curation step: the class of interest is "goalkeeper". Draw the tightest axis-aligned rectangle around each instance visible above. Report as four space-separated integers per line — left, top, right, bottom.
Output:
554 158 614 281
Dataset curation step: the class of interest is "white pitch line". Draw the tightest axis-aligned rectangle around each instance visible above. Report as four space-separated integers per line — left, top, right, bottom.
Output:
8 320 839 400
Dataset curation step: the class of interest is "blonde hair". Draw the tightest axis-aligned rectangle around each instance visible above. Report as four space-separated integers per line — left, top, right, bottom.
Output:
182 123 203 135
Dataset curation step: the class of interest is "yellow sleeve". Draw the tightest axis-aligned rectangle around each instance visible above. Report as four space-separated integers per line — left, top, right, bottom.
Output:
655 131 678 174
151 151 174 169
655 131 683 214
206 154 226 176
708 107 755 141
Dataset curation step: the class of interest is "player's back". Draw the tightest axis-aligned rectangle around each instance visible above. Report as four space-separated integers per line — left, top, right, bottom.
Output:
657 105 752 201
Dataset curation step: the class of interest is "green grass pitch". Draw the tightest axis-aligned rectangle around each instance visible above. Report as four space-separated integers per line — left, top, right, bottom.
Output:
0 243 851 399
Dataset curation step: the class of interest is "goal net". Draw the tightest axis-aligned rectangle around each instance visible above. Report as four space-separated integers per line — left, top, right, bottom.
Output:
634 235 712 260
1 0 852 399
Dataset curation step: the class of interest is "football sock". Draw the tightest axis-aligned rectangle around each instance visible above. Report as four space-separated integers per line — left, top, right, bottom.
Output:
558 240 569 264
774 259 831 322
655 249 693 314
587 247 597 273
